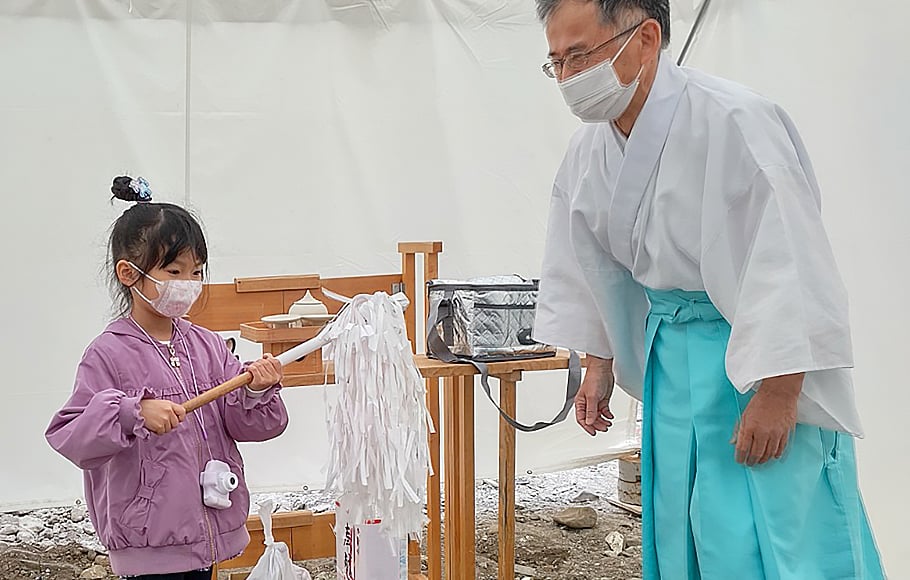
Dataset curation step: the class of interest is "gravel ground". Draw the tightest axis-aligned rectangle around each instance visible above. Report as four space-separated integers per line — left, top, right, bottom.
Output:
0 461 642 579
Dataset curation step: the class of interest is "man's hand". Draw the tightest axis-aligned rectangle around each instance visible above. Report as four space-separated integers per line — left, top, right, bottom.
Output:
733 373 802 466
576 355 615 436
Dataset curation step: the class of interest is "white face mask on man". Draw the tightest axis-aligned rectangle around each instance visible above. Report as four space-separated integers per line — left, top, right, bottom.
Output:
128 262 203 319
558 27 642 123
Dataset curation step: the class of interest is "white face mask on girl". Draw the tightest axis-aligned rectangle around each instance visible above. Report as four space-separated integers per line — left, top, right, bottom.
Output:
128 262 203 319
558 27 642 123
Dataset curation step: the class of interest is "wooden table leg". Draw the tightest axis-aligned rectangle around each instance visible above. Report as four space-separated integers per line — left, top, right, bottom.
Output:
443 376 461 579
496 372 520 580
443 375 475 579
426 377 442 580
401 251 417 346
409 538 428 580
458 375 476 576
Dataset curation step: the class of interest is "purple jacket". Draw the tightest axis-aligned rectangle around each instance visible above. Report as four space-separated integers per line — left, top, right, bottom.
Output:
45 317 289 576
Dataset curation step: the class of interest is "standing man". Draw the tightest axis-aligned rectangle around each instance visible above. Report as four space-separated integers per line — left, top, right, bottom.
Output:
532 1 886 577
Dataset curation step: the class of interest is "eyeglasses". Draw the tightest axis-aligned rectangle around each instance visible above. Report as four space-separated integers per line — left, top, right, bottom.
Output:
542 20 645 79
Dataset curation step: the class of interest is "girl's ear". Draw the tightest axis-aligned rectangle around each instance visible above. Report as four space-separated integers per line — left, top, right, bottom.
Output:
115 260 140 287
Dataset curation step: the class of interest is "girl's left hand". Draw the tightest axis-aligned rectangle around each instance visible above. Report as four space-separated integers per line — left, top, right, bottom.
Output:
247 353 283 391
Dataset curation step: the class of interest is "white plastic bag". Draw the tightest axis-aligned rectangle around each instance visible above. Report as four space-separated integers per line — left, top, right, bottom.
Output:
247 500 312 580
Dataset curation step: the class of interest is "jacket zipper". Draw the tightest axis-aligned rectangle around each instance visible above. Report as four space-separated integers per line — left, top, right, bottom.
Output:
172 332 218 568
190 395 218 567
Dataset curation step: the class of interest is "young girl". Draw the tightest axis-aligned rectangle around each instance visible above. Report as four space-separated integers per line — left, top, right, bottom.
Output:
46 176 289 579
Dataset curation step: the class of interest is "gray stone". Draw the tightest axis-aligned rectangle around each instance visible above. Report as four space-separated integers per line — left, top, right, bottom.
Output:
16 529 36 543
515 563 537 576
571 491 600 503
94 555 110 567
553 506 597 530
0 524 17 536
605 531 625 555
18 515 45 534
71 505 87 523
80 565 108 579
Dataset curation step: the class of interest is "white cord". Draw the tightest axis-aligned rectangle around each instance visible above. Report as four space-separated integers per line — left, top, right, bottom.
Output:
128 317 215 461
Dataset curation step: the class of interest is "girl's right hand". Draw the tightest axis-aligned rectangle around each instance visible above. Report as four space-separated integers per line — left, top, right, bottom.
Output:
139 399 187 435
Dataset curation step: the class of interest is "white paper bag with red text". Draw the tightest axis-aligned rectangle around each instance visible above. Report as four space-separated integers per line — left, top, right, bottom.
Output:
335 502 407 580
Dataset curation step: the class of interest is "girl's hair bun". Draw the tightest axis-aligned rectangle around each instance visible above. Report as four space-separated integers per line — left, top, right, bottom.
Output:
111 175 153 203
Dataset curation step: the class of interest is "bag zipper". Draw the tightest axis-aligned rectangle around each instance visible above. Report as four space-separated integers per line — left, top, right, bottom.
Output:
427 283 539 291
473 303 536 310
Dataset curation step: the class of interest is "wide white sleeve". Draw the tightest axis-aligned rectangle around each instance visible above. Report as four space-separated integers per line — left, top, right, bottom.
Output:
534 185 648 399
702 163 863 434
534 186 613 359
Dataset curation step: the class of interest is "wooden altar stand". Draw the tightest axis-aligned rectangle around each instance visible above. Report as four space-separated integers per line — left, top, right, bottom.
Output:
190 241 581 580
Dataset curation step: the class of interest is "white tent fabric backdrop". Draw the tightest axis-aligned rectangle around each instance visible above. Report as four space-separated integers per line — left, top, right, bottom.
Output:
0 0 644 509
1 0 907 575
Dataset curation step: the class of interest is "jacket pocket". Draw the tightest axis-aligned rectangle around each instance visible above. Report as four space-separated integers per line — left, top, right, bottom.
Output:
113 461 167 546
116 460 210 549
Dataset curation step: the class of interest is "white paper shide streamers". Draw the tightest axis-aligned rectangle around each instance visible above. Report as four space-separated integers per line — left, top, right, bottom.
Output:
323 292 433 540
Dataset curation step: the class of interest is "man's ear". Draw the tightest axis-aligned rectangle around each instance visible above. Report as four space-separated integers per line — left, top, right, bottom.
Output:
640 18 663 61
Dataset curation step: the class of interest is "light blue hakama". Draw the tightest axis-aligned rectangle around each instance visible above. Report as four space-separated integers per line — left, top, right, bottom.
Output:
640 289 885 580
